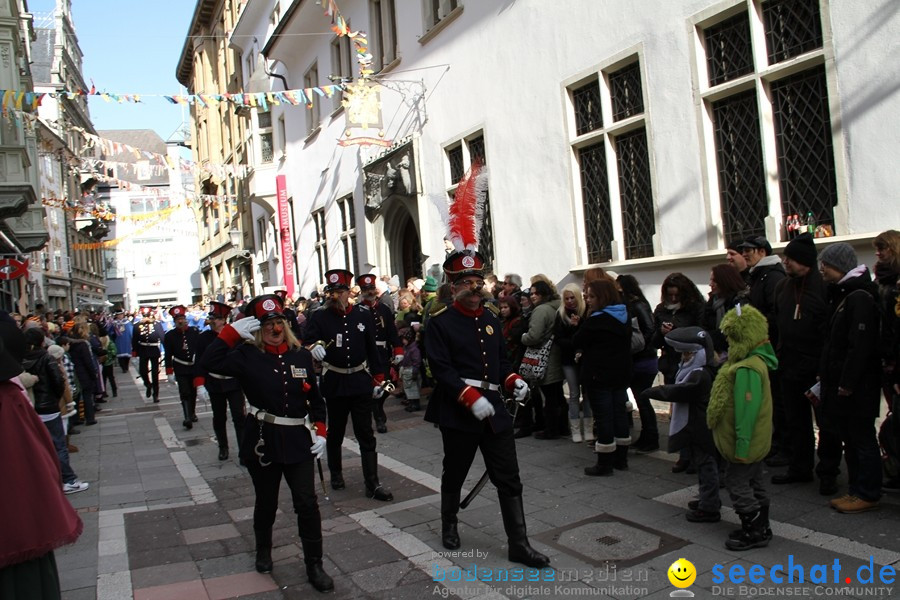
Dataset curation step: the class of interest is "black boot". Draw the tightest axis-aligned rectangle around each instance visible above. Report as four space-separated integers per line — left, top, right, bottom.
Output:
584 451 614 477
613 444 629 470
727 504 773 541
405 399 421 412
301 538 334 592
218 447 229 460
362 452 393 501
254 528 273 574
327 445 344 490
725 510 770 551
499 496 550 568
441 492 461 550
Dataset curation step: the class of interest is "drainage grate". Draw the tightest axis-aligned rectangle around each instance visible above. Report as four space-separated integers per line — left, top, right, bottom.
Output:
596 535 620 546
534 513 687 568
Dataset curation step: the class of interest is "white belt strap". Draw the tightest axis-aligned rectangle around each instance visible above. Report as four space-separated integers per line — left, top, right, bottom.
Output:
462 378 500 392
375 341 387 347
321 361 368 375
249 407 307 426
138 342 157 347
173 356 194 366
208 372 233 380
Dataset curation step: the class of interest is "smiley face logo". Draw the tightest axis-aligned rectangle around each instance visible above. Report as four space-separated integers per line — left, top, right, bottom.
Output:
668 558 696 588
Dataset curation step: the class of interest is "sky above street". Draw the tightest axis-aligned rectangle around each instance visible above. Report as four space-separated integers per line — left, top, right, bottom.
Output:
29 0 197 141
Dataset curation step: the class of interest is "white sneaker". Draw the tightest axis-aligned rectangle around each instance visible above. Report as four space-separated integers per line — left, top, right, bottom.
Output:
63 480 89 495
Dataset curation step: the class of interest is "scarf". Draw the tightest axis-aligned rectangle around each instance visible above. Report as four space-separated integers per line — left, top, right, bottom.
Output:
669 349 707 436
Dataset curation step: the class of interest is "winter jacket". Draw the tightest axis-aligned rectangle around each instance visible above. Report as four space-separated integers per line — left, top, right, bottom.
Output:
702 289 750 356
773 269 829 381
68 339 98 387
747 255 786 346
820 266 882 419
553 310 583 368
521 297 563 385
643 366 716 455
572 304 632 390
874 262 899 383
651 301 704 382
22 349 65 415
626 296 656 363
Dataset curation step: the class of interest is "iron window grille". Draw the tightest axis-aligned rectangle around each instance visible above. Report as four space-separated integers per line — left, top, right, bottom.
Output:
338 195 359 274
615 128 655 259
466 135 493 271
771 65 837 230
313 209 328 283
609 62 644 122
712 90 768 241
578 141 614 264
572 79 602 136
762 0 823 65
705 11 754 86
447 145 464 184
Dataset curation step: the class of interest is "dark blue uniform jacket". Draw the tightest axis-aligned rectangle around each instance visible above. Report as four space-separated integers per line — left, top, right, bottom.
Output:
303 303 383 398
200 326 326 464
423 303 516 433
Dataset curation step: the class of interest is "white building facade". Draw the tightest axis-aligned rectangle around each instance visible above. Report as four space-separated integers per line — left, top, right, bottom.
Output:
99 132 200 310
226 0 900 296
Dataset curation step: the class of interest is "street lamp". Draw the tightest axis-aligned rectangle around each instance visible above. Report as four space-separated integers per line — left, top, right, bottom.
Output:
229 228 242 249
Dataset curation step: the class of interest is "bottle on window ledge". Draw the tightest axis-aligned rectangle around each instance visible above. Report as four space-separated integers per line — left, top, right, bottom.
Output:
805 211 816 235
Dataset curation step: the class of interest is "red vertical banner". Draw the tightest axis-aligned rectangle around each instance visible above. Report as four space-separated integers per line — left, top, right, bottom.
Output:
275 175 295 297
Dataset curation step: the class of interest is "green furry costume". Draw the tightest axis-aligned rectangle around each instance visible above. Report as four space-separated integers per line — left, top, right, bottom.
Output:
706 305 778 463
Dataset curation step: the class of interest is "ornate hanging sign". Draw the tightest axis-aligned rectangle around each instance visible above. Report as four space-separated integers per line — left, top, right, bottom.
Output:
339 80 391 148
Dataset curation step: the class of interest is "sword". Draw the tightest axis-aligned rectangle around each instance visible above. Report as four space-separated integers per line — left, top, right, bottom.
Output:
305 409 330 501
459 386 529 510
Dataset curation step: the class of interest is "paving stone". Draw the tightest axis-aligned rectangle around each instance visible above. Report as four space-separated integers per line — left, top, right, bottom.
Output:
182 523 241 544
204 571 279 600
133 579 210 600
128 544 195 570
130 560 200 588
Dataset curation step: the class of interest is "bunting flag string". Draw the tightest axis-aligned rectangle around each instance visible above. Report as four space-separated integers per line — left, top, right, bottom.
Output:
321 0 374 80
0 84 346 114
71 214 168 250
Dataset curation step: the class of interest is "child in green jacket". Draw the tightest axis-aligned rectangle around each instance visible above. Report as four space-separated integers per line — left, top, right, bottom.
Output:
707 304 777 551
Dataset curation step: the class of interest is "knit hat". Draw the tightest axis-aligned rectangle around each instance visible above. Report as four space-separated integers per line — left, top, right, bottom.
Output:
819 242 857 275
422 276 438 292
783 232 817 268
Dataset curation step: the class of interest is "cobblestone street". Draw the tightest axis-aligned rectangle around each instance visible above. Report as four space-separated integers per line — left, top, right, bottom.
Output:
56 367 900 600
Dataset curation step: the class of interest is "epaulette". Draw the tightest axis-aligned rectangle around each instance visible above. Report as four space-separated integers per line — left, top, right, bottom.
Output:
358 304 371 312
484 303 500 317
429 301 449 318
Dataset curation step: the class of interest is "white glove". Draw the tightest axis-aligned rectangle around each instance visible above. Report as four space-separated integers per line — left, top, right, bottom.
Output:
392 353 404 366
513 379 529 401
373 385 383 399
625 398 636 412
470 397 495 420
231 317 261 340
167 374 176 385
309 432 326 458
196 385 210 403
311 344 327 361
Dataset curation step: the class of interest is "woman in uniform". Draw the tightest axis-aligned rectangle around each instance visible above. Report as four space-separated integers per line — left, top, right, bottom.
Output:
199 294 333 592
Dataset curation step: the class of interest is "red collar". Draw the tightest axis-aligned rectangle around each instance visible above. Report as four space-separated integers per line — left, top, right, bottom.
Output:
330 304 354 316
264 342 289 355
453 301 484 317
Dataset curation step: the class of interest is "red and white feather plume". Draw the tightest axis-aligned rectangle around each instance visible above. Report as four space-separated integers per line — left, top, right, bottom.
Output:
446 159 489 253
